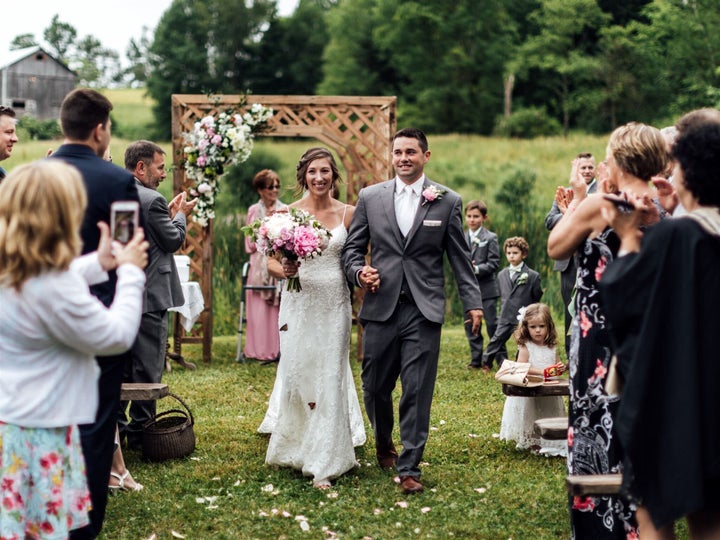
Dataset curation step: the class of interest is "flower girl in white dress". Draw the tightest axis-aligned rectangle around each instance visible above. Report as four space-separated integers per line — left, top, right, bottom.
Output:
500 303 567 456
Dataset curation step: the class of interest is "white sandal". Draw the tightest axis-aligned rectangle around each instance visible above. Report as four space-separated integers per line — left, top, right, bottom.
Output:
109 471 144 492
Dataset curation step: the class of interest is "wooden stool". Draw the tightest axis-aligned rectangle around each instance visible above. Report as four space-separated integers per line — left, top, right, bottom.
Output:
120 383 169 402
566 474 622 496
534 416 568 440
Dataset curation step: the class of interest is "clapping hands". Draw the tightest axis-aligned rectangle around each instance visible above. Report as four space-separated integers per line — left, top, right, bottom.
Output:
169 191 198 219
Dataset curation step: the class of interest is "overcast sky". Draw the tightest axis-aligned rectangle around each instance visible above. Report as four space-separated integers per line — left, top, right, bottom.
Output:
5 0 299 60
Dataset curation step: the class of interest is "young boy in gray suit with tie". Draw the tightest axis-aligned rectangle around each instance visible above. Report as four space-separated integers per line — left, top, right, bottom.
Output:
482 236 543 371
464 200 502 369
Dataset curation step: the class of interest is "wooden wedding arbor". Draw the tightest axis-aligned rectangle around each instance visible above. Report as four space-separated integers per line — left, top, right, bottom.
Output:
171 94 397 362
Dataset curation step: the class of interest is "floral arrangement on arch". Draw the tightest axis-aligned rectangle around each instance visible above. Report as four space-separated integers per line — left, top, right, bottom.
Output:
183 102 273 227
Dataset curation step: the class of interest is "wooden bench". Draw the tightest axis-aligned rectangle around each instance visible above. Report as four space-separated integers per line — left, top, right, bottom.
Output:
566 474 622 496
502 379 570 397
534 416 568 440
120 383 169 402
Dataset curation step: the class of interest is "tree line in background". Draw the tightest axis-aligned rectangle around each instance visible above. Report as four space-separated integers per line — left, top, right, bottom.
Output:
13 0 720 140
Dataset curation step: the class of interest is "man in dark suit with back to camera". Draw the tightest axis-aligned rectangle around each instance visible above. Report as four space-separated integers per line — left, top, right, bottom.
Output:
120 140 196 448
52 88 142 540
342 127 483 495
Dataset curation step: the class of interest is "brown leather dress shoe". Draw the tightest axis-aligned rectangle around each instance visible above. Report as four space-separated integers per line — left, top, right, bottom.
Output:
399 475 424 494
376 445 398 470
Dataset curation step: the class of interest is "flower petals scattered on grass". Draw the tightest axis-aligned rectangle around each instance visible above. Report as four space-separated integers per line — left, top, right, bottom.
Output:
171 531 186 538
468 433 479 438
421 507 431 514
295 515 310 531
261 484 274 492
395 501 408 508
326 491 339 499
373 508 382 515
474 487 487 494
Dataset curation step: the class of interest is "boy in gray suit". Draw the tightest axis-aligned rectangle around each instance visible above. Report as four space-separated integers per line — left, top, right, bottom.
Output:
481 236 543 371
464 200 502 368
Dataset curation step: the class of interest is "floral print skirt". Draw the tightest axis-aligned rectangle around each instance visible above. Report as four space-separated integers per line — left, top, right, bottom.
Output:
0 422 91 540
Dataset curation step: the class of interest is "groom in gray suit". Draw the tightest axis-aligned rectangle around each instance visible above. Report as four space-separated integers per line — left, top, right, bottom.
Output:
343 128 483 494
121 140 196 447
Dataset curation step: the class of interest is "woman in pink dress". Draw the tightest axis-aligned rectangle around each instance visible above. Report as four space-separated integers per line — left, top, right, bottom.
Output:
244 169 286 362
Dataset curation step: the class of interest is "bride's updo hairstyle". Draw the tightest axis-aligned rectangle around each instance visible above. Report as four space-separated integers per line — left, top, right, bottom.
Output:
295 147 342 195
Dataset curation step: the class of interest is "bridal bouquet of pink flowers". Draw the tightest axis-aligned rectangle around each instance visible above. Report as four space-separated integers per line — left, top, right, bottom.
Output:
242 208 331 292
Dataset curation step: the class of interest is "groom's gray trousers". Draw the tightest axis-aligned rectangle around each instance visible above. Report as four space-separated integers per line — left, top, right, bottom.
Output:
361 300 442 478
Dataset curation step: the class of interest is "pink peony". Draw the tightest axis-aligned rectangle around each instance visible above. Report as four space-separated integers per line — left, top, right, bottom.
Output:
197 156 207 167
197 182 212 194
293 225 320 257
211 134 222 145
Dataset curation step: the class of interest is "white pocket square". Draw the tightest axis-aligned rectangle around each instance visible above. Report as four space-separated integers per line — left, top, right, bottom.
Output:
423 220 442 227
477 240 488 247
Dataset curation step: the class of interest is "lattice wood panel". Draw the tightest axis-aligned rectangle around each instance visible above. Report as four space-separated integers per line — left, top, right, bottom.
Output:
171 94 396 362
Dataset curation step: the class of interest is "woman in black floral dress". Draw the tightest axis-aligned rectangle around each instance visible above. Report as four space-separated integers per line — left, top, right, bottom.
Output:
548 122 668 539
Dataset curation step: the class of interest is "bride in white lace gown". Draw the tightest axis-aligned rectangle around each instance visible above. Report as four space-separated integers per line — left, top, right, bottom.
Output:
258 148 366 488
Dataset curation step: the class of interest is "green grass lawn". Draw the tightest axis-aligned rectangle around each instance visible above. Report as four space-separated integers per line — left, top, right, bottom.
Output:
104 329 572 540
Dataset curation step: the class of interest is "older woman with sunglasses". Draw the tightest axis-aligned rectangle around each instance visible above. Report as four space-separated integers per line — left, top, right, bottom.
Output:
243 169 287 363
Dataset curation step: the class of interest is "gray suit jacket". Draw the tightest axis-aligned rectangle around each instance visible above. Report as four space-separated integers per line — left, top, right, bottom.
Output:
343 178 483 324
544 179 597 271
467 227 500 300
136 180 186 313
497 263 543 324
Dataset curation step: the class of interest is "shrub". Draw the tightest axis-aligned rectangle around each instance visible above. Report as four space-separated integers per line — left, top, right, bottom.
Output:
493 107 562 139
16 116 61 140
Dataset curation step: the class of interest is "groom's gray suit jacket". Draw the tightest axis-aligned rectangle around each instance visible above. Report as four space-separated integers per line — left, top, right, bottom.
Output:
343 178 483 323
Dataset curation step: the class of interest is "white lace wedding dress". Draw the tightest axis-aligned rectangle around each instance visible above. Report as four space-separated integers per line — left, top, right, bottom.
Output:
258 224 366 484
499 342 567 456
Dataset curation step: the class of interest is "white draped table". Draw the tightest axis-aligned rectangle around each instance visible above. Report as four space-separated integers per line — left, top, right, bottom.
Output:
169 281 204 332
166 281 205 370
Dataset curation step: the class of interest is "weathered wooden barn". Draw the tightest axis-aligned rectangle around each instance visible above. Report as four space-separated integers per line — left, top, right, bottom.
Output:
0 46 76 120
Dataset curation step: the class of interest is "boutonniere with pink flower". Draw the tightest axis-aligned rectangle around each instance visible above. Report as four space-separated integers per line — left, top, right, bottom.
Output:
421 185 446 206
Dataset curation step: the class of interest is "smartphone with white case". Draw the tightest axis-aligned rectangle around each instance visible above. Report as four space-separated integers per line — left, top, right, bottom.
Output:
110 201 140 244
